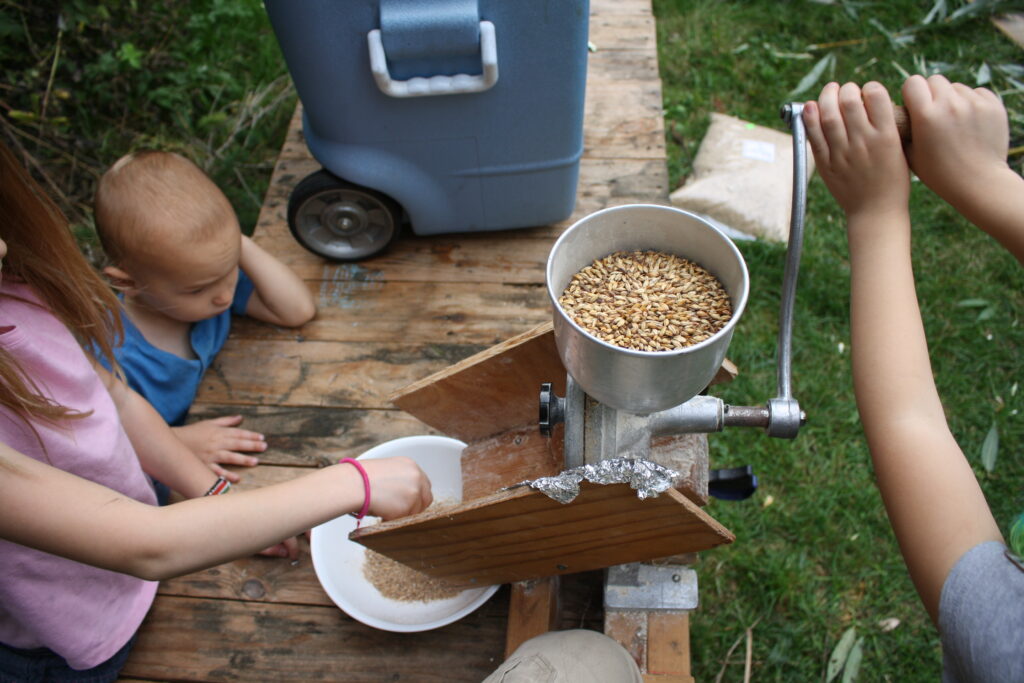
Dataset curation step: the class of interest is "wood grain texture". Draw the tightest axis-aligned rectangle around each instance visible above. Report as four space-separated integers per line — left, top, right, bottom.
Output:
389 322 564 442
231 281 550 345
460 426 565 501
122 596 507 682
604 611 647 672
197 339 488 409
185 404 438 467
647 613 691 676
504 577 562 659
354 482 734 587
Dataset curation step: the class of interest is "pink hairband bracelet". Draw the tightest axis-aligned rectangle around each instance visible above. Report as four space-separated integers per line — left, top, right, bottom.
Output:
338 458 371 528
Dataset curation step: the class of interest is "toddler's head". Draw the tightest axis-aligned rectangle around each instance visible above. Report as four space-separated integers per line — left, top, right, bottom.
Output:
95 151 242 322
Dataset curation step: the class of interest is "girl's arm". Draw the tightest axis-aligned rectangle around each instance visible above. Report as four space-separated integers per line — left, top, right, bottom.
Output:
804 81 1002 624
0 441 431 581
94 360 219 499
238 235 317 327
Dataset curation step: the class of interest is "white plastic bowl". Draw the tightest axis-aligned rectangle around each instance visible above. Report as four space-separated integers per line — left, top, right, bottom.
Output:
310 435 499 632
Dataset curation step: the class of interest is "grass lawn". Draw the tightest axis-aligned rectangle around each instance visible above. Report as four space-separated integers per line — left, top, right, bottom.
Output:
653 1 1023 679
4 0 1023 680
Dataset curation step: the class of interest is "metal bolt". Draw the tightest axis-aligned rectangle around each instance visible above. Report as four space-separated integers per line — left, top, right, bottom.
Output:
672 574 681 583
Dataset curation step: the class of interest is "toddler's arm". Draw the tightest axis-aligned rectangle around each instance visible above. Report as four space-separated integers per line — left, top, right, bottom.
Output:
239 235 317 327
0 441 431 580
804 81 1002 625
902 74 1024 262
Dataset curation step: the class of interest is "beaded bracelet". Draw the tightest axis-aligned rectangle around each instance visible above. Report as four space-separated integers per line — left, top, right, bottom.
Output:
203 476 232 496
338 458 371 528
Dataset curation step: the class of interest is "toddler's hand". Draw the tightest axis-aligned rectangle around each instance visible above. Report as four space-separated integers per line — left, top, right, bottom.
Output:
803 81 911 221
901 74 1010 210
361 456 433 520
173 416 266 483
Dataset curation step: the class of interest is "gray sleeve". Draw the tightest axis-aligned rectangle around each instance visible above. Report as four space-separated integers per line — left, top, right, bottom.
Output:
939 540 1024 683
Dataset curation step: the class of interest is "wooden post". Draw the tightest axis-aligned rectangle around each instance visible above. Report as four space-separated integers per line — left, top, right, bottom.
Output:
504 577 562 659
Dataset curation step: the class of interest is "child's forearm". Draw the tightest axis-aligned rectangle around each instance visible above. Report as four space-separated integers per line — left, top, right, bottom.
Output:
943 167 1024 264
847 211 1001 623
0 444 365 580
847 212 945 426
239 235 316 327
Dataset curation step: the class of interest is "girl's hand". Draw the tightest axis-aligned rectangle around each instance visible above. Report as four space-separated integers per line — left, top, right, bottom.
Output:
901 74 1010 211
173 416 266 483
803 81 911 223
361 457 433 520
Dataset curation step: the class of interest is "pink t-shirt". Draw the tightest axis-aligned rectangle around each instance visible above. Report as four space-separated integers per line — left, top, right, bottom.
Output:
0 281 157 670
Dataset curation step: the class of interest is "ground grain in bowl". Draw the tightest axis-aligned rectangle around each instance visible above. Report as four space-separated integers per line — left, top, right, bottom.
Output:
361 498 462 603
559 249 732 352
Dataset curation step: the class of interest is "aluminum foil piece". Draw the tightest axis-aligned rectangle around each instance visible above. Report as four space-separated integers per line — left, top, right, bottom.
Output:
518 458 680 504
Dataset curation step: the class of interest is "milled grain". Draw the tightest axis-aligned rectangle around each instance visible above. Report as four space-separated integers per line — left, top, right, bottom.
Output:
361 498 462 602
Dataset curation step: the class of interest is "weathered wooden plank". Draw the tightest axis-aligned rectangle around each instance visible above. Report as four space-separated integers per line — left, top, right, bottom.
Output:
122 596 507 683
230 281 549 345
185 404 437 468
589 14 656 51
648 612 692 677
355 482 734 587
592 0 653 14
197 339 487 409
390 322 564 443
461 426 564 501
505 577 562 660
159 537 332 607
589 48 661 83
584 81 666 160
605 610 647 672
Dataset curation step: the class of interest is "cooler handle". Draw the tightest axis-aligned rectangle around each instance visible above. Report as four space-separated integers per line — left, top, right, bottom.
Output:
367 20 498 98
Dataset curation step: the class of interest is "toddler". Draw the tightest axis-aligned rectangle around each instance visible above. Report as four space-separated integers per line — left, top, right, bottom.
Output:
94 151 317 481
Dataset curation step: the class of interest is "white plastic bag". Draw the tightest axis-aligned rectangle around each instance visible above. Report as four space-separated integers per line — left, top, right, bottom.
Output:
669 113 814 243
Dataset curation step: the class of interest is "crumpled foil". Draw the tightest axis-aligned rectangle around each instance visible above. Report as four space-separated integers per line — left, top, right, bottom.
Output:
515 458 680 504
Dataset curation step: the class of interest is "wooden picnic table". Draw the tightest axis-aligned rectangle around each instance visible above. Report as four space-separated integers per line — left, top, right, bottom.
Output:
121 1 671 679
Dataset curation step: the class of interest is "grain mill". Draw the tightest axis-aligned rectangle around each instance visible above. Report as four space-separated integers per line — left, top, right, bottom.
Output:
539 103 809 470
350 108 813 661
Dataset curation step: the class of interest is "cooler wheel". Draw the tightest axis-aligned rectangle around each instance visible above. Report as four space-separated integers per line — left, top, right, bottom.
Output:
287 170 402 261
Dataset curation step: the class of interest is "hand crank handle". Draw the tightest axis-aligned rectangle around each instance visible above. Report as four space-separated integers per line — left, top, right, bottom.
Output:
770 103 811 439
892 104 911 142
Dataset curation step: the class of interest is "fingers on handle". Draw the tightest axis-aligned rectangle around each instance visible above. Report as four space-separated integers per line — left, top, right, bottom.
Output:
817 82 849 149
838 81 872 131
861 82 898 133
802 101 831 167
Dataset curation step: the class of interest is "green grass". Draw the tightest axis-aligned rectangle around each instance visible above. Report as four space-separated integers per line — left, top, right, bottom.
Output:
0 0 296 247
653 1 1024 679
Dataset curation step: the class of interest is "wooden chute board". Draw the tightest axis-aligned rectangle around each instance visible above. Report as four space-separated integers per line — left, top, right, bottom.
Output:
353 480 734 588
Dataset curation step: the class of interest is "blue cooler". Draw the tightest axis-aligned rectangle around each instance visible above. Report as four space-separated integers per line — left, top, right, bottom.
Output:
264 0 590 261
